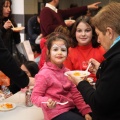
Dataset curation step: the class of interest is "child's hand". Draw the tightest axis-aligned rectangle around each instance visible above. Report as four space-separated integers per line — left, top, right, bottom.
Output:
46 98 56 109
85 114 92 120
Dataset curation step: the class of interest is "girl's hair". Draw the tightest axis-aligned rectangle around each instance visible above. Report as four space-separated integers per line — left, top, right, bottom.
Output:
54 25 70 37
46 32 70 61
24 61 39 77
91 2 120 35
71 15 100 48
0 0 15 27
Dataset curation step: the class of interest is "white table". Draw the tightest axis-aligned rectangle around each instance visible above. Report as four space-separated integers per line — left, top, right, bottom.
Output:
0 91 44 120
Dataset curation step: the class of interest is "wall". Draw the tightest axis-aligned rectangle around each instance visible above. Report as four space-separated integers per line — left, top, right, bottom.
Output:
12 0 40 40
12 0 25 41
59 0 110 9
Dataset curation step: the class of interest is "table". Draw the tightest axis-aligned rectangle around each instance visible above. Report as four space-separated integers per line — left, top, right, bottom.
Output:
0 91 44 120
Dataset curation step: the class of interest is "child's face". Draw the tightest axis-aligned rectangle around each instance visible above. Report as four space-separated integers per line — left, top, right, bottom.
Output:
75 21 92 46
49 40 67 68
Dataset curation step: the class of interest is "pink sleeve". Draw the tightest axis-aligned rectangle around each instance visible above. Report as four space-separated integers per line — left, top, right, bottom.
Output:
70 83 92 116
31 74 48 108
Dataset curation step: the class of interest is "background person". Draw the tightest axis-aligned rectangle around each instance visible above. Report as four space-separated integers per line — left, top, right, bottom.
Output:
40 0 101 37
0 0 24 66
67 2 120 120
27 13 42 64
27 13 42 53
20 61 39 92
21 61 39 77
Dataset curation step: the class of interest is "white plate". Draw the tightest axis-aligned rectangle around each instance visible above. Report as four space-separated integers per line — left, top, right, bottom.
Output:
64 70 90 77
11 26 25 32
0 102 16 111
64 19 75 24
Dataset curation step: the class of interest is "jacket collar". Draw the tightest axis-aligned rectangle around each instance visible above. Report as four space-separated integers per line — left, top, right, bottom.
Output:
104 41 120 60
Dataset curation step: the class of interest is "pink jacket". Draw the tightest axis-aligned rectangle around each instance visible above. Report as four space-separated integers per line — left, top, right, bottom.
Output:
31 62 92 120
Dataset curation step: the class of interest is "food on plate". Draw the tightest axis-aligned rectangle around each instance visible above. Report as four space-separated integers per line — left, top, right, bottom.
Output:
0 103 13 109
73 72 81 76
11 27 25 32
73 71 89 77
64 70 90 77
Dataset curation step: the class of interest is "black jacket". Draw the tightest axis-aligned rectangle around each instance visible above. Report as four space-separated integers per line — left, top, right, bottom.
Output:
0 30 29 93
0 17 20 54
27 15 41 44
77 41 120 120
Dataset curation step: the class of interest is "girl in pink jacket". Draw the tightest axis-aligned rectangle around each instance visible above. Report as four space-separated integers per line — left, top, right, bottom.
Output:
31 32 92 120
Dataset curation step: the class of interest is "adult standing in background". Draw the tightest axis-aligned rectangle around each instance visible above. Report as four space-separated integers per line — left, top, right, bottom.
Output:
40 0 101 37
67 2 120 120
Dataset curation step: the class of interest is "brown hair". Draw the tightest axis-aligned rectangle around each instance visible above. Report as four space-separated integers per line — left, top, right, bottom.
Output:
46 32 70 61
91 2 120 35
71 15 99 48
54 25 70 37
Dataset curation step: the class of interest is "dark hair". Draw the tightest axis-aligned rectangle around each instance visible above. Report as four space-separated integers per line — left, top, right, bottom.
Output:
44 0 52 3
46 32 70 61
70 3 78 8
71 15 100 48
0 0 16 27
24 61 39 77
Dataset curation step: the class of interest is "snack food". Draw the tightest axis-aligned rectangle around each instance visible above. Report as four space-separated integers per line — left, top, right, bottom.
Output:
0 103 13 109
73 72 81 76
64 70 90 77
11 27 25 32
0 102 16 111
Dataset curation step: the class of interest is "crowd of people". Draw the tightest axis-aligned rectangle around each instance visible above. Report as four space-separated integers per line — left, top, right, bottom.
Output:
1 0 120 120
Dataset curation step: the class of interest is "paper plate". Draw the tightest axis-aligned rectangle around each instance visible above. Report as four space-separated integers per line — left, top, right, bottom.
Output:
64 70 90 77
0 102 16 111
64 19 75 24
11 27 25 32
